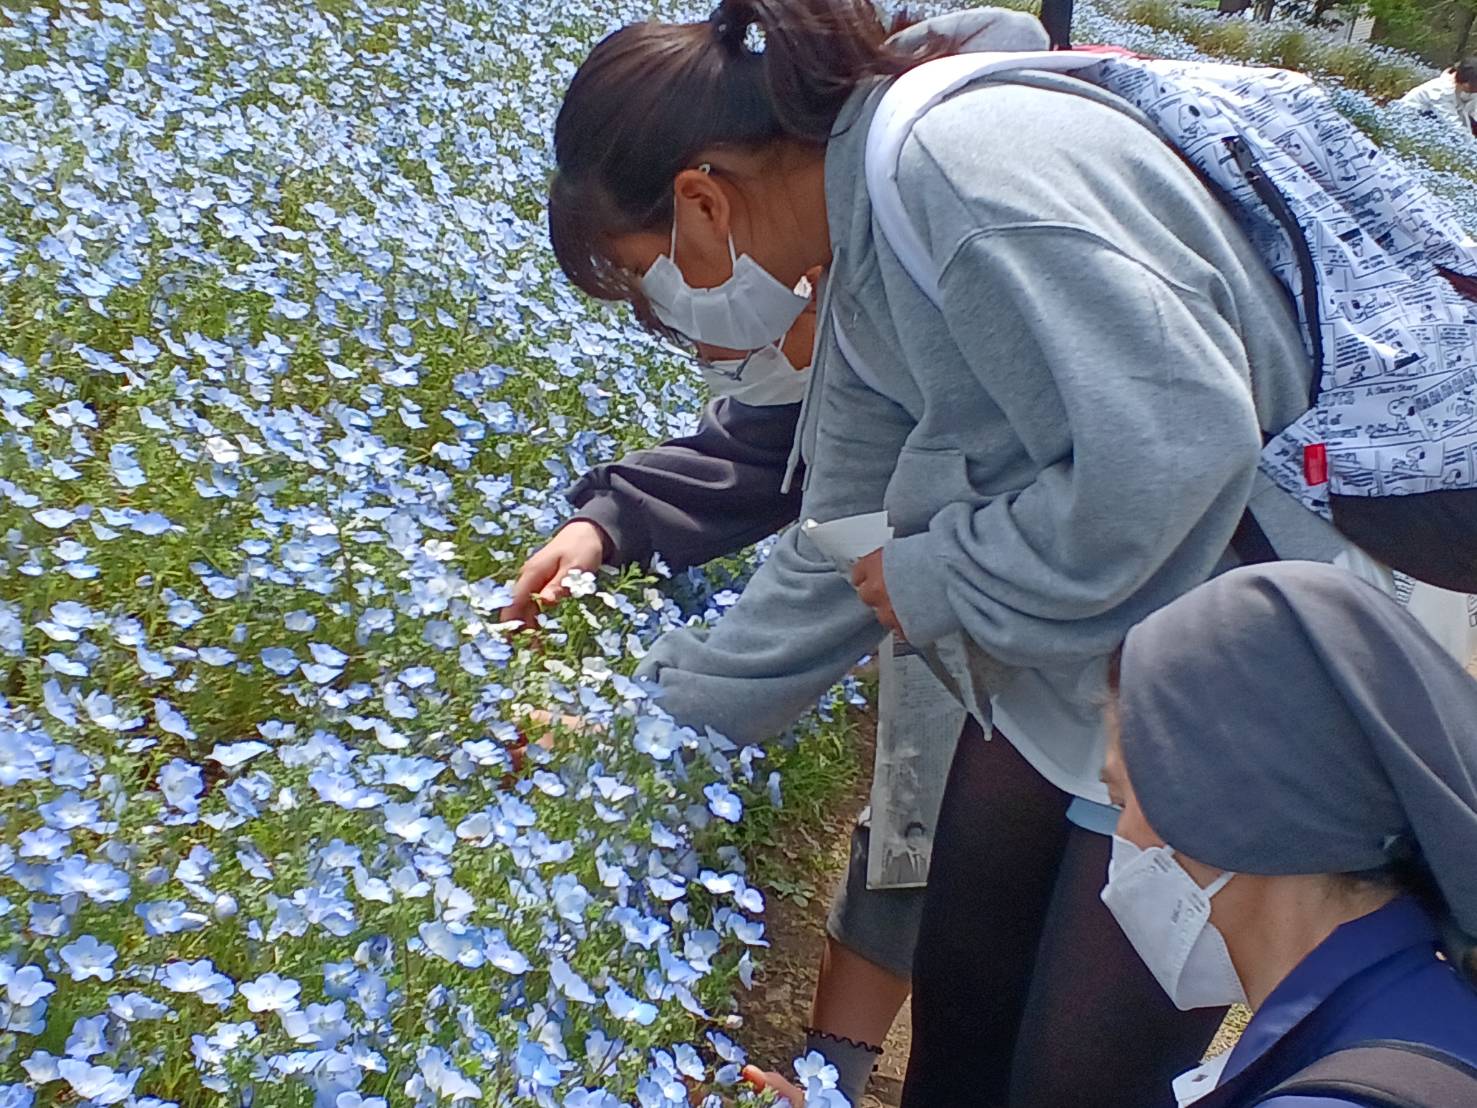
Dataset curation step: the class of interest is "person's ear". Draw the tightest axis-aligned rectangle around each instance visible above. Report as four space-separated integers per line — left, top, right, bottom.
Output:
672 167 731 249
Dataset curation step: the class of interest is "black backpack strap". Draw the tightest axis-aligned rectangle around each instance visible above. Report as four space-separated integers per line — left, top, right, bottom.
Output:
1232 508 1279 566
1253 1040 1477 1108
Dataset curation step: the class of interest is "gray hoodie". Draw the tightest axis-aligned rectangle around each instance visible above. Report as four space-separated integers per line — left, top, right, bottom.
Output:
562 13 1056 572
635 16 1344 799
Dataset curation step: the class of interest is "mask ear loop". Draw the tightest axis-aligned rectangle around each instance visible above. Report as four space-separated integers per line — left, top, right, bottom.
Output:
1203 870 1236 898
695 162 741 269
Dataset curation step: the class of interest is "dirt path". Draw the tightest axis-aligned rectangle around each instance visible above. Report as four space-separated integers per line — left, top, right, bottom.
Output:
742 714 911 1107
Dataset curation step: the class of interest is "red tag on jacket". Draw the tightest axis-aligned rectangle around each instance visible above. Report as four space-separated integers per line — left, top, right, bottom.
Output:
1303 443 1329 487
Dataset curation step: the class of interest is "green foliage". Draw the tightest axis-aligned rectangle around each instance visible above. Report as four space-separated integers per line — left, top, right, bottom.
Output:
1122 0 1428 95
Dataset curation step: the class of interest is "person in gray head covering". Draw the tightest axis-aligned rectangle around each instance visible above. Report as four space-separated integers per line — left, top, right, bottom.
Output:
1100 561 1477 1108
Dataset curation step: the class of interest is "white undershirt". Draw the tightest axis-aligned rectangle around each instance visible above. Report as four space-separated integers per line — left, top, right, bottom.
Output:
1173 1051 1233 1107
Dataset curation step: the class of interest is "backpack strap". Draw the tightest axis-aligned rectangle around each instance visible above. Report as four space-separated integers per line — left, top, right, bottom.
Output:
1232 508 1279 565
1253 1041 1477 1108
863 50 1110 308
865 52 1286 571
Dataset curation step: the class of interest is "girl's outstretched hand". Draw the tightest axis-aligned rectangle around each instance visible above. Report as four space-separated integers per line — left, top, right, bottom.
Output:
501 520 610 629
742 1065 805 1107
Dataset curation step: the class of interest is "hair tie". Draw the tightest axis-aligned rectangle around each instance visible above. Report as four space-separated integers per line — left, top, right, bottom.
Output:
710 3 758 54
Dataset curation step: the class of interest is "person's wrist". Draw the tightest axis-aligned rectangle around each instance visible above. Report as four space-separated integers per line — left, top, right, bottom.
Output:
566 518 615 564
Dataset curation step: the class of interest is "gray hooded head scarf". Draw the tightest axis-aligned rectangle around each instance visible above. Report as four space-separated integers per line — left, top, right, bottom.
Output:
1119 561 1477 936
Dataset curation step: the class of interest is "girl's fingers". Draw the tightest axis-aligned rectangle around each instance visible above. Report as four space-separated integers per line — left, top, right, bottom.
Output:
741 1066 804 1106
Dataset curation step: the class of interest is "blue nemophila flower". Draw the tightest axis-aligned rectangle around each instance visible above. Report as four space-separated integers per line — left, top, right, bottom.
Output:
154 700 196 742
207 740 270 768
604 982 658 1027
136 644 175 679
33 508 78 530
137 900 209 936
159 959 235 1003
64 1013 109 1058
2 965 56 1008
309 642 349 668
550 957 598 1005
703 783 743 823
81 691 141 732
50 856 130 903
59 935 117 982
39 791 99 830
57 1060 140 1106
21 826 71 860
240 972 301 1014
108 443 147 488
158 759 203 813
108 992 171 1022
261 647 299 675
410 1046 481 1101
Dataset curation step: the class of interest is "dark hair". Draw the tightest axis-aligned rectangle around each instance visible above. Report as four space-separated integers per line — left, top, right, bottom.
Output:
1456 56 1477 87
1347 839 1477 984
549 0 949 304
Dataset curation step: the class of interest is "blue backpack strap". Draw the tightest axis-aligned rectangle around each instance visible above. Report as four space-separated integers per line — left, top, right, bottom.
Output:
1253 1040 1477 1108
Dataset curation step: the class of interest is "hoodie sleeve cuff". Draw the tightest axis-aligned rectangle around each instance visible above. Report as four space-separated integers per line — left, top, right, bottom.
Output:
566 496 643 569
883 532 964 647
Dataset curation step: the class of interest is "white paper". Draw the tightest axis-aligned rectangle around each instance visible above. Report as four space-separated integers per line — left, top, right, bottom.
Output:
801 512 892 573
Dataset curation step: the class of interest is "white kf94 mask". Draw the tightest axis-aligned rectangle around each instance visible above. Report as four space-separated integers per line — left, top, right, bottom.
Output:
699 343 810 407
1101 835 1248 1011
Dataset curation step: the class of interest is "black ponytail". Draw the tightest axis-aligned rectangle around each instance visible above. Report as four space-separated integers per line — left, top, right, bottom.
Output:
549 0 950 302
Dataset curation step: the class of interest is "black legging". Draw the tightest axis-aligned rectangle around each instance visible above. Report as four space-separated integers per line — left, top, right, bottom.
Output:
901 721 1226 1108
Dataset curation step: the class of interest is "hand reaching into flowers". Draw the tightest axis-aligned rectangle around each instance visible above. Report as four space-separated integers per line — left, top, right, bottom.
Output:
743 1065 806 1106
741 1054 854 1107
506 708 589 770
501 520 611 629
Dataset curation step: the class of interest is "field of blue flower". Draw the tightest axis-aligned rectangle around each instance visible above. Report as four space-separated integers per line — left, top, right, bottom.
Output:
0 0 874 1102
3 0 1476 1104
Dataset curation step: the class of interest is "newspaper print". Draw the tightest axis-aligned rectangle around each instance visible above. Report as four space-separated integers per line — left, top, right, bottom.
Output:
1093 58 1477 512
868 635 966 890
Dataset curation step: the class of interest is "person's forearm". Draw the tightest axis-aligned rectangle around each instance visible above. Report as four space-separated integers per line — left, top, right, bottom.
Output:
564 399 803 571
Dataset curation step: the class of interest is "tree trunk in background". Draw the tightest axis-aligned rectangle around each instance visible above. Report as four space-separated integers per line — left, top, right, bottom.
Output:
1456 5 1476 58
1219 0 1253 15
1253 0 1276 20
1040 0 1074 48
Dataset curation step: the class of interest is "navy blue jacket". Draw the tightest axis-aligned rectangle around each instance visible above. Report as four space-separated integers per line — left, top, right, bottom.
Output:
566 399 802 572
1200 897 1477 1108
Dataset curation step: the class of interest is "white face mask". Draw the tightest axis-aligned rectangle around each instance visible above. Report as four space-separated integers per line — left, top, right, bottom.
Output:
700 343 810 407
1101 836 1247 1011
641 180 810 352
